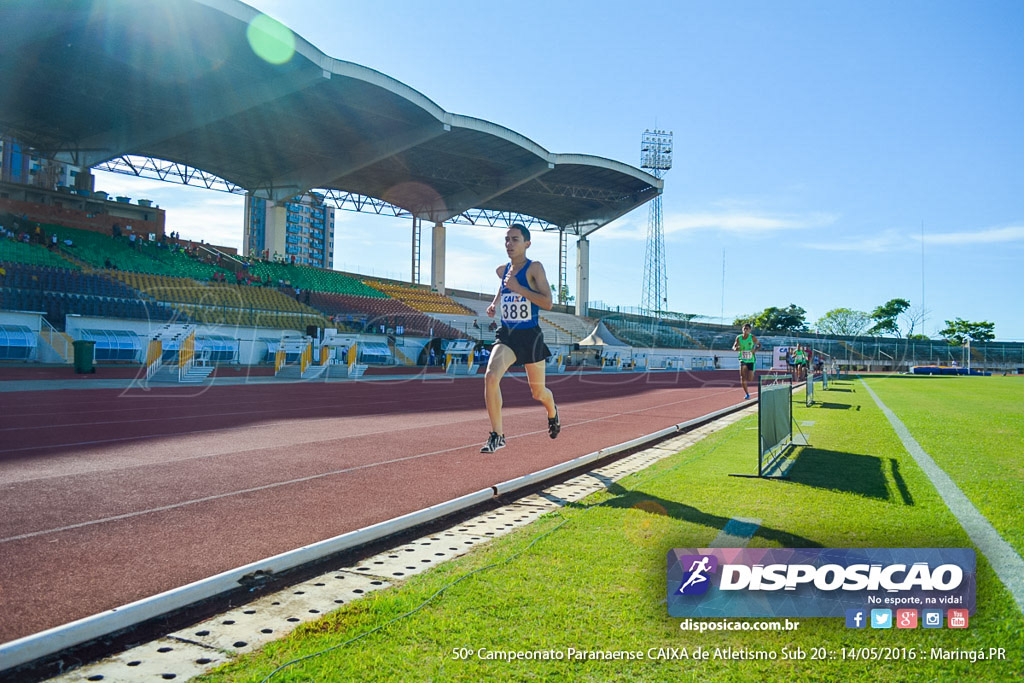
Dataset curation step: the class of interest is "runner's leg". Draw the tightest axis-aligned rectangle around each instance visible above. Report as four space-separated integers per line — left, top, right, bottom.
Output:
523 360 556 418
484 343 517 434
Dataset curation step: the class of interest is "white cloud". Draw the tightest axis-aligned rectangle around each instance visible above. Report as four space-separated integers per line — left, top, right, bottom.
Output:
923 225 1024 246
597 209 837 242
806 230 910 253
667 210 837 235
808 224 1024 253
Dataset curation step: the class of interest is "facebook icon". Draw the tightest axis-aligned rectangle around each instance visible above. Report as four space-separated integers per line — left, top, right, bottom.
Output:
845 608 867 629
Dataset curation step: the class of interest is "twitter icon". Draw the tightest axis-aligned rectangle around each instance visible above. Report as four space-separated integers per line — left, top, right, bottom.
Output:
871 609 892 629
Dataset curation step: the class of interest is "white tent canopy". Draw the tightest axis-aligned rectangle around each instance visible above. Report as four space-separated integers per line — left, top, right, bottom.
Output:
578 321 629 347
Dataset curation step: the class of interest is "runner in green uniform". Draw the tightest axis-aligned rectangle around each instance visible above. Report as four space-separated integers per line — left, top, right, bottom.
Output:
793 345 809 382
732 323 760 400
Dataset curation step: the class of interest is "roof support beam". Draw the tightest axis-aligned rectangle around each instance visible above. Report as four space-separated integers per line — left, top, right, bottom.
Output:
426 159 554 224
577 189 661 237
258 120 449 202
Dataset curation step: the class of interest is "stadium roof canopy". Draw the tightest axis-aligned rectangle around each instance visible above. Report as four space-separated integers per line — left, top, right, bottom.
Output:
0 0 662 235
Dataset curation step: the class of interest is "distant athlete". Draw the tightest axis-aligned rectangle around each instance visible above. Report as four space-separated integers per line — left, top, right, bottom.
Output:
793 344 808 382
480 224 559 453
733 323 760 400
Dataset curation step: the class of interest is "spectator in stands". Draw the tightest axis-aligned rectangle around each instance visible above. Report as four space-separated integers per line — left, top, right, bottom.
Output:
50 233 58 249
429 347 436 366
480 224 560 454
732 323 761 400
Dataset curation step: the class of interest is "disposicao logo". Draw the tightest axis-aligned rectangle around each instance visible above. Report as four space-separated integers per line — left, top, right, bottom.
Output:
667 548 976 618
675 555 718 595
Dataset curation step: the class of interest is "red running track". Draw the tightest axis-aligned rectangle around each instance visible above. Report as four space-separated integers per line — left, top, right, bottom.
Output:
0 370 747 644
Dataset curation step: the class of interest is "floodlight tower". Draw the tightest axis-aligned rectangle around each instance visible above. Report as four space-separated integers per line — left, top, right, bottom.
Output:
640 129 672 317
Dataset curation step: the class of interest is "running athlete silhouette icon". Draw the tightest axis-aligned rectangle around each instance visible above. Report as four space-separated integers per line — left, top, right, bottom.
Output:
678 556 712 593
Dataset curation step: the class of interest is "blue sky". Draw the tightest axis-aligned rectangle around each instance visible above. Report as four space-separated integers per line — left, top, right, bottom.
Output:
97 0 1024 339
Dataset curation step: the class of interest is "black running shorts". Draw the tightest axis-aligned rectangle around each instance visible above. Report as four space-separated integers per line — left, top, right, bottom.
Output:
495 325 551 366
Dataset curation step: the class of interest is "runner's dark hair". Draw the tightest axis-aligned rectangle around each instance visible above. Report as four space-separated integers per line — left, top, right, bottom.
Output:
509 223 530 242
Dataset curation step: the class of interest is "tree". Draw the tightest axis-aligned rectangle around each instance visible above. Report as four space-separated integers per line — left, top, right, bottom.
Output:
550 284 574 305
900 305 930 338
735 304 807 332
815 308 871 336
939 318 995 346
868 298 910 337
733 313 757 327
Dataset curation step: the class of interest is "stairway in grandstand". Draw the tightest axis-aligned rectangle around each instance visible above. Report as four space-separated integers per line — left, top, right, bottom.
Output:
274 364 328 380
148 362 214 383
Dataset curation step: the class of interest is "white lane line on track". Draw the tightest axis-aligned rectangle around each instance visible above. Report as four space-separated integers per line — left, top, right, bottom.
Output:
862 379 1024 616
1 389 741 542
1 388 739 485
0 383 738 453
0 394 481 431
1 381 498 420
1 378 721 427
0 442 481 545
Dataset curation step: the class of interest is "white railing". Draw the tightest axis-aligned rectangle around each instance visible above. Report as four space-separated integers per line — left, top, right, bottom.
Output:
39 318 70 363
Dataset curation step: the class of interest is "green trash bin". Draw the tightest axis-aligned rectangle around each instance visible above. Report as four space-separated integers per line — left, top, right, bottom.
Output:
73 339 96 374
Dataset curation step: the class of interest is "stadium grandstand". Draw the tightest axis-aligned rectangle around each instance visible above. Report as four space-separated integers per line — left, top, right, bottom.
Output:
5 217 1023 374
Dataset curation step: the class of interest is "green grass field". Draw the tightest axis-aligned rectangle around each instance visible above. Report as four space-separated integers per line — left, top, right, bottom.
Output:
198 376 1024 682
862 376 1024 559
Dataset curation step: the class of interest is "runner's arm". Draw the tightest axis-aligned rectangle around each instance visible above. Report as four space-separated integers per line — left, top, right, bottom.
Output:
486 264 505 317
507 262 553 310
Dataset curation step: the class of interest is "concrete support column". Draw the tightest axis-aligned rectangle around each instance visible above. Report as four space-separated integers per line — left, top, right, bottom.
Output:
431 221 446 295
575 235 590 317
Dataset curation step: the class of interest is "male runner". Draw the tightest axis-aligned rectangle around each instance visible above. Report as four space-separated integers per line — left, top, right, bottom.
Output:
480 224 559 453
732 323 760 400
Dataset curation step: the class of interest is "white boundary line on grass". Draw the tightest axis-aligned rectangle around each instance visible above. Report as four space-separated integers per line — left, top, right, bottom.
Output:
861 379 1024 615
